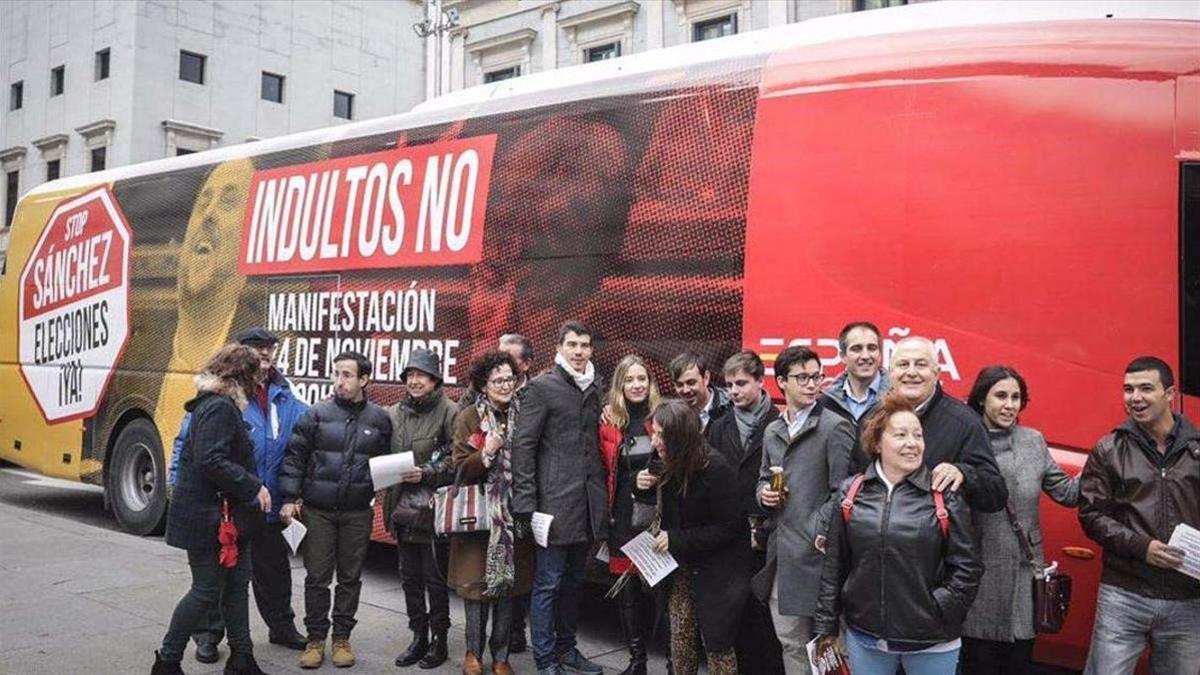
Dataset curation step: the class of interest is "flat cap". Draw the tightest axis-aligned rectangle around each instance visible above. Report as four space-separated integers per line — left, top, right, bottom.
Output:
233 327 278 346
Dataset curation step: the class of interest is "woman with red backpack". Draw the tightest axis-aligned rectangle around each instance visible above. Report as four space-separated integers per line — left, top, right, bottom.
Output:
812 392 982 675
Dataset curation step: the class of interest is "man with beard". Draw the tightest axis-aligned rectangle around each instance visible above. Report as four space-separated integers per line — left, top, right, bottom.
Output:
820 322 891 472
887 337 1006 512
389 348 458 670
706 351 784 674
280 352 392 669
512 321 607 675
669 351 731 433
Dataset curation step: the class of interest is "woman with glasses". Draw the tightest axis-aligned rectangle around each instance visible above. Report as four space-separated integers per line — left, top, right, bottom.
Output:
447 351 535 675
960 366 1078 675
599 355 662 675
635 400 749 675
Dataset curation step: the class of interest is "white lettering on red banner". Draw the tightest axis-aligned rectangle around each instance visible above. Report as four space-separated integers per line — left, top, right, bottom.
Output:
239 135 497 275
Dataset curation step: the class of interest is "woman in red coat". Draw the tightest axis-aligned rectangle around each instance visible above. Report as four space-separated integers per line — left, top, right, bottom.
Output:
599 354 662 675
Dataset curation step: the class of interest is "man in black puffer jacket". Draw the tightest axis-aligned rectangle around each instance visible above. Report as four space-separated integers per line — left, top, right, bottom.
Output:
279 351 392 669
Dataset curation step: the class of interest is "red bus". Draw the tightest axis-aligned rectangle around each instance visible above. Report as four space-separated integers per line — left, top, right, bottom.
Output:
1 2 1197 670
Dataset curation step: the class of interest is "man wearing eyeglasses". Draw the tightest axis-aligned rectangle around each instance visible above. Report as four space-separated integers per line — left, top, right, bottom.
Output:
706 350 785 674
756 346 855 674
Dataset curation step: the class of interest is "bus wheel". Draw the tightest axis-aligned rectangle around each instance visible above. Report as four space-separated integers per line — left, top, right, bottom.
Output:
107 418 167 536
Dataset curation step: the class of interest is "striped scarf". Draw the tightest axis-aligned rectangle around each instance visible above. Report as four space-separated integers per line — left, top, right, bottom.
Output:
480 397 517 598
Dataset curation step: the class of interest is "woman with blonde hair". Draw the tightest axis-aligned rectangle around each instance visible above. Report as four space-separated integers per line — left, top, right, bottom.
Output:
154 344 272 675
599 355 662 675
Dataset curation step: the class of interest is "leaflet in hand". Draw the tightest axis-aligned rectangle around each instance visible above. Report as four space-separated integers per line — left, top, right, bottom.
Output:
805 636 851 675
531 512 554 548
369 452 416 490
282 518 307 555
619 531 678 587
1168 522 1200 581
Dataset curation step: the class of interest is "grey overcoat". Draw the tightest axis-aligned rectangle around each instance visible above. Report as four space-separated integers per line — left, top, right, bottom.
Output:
962 424 1079 642
752 402 855 616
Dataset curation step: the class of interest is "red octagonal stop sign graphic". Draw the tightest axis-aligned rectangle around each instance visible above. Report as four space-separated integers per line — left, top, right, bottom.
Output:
18 186 132 424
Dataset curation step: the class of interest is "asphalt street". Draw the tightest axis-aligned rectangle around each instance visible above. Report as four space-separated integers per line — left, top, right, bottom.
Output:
0 461 665 674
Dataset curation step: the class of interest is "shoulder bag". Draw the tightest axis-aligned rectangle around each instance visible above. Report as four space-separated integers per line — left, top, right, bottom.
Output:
1005 502 1072 634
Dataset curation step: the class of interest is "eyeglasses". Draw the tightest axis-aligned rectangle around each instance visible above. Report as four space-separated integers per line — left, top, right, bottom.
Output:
787 372 823 385
488 376 517 388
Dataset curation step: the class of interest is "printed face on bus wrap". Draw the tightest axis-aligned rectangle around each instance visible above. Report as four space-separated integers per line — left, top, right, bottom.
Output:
558 331 593 373
623 364 650 404
727 368 763 410
333 359 368 402
1123 369 1175 429
498 342 529 375
841 327 882 383
890 340 939 405
778 359 822 411
673 365 711 412
880 411 925 478
983 377 1022 430
179 159 253 300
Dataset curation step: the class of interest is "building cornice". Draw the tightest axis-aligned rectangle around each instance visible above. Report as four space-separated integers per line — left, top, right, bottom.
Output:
558 1 639 30
0 146 27 164
75 119 117 140
161 119 223 141
466 27 537 54
31 134 70 151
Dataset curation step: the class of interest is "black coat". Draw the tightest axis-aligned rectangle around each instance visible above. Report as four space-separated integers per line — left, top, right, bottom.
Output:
511 365 608 545
643 449 752 653
706 399 780 526
919 386 1008 513
166 388 264 552
814 463 982 643
279 396 392 511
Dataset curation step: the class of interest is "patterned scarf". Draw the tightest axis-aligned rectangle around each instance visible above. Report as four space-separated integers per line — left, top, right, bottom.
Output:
479 396 518 598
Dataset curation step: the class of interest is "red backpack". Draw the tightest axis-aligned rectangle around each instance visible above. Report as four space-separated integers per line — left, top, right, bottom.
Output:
840 473 950 538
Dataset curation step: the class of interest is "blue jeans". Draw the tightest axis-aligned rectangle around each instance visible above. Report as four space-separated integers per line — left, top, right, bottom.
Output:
530 543 588 669
844 626 960 675
1084 583 1200 675
160 545 253 663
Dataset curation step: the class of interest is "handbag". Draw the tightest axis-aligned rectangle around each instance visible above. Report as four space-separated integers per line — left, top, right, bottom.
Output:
217 498 239 568
390 483 435 532
433 464 492 535
1005 502 1072 634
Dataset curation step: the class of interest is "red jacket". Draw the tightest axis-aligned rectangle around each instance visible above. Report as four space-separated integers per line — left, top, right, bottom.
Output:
599 418 654 574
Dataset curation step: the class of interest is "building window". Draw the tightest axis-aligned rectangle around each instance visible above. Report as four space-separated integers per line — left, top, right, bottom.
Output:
9 81 21 111
46 160 60 182
91 147 106 172
4 170 17 228
176 148 196 156
853 0 907 9
693 14 736 42
179 50 206 84
261 72 284 103
50 66 65 96
333 90 354 119
484 66 520 83
95 48 110 81
584 42 621 63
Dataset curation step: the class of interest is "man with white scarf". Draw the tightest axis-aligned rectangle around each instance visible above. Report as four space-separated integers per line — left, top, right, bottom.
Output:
512 320 608 675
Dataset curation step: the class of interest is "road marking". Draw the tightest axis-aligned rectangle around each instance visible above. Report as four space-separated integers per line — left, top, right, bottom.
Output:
0 467 104 493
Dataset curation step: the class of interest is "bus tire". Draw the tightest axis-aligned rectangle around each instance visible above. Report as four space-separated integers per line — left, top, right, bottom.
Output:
107 418 167 536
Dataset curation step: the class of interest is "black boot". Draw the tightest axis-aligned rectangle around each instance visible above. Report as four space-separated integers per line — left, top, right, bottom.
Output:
151 651 184 675
223 652 267 675
417 630 448 669
617 584 648 675
394 628 428 667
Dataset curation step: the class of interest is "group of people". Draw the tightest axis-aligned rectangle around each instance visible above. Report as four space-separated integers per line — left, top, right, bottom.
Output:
150 319 1200 675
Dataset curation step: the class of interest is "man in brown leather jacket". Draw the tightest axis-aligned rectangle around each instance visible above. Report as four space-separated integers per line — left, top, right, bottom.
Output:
1079 356 1200 675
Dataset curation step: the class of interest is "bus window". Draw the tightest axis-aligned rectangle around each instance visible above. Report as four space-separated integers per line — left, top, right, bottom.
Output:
1182 163 1200 396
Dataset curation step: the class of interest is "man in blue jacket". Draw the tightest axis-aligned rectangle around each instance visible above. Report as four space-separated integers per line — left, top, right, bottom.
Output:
170 327 310 663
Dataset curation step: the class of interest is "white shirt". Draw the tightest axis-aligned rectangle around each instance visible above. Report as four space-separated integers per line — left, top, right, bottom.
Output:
700 389 716 430
784 402 817 439
875 460 897 498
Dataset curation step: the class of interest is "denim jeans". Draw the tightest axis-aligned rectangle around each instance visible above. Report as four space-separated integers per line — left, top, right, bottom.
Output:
465 597 513 662
530 543 588 669
844 626 960 675
1084 583 1200 675
160 545 253 663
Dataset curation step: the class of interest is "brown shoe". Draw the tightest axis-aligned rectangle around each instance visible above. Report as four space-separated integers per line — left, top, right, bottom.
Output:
299 640 325 669
331 638 355 668
491 660 514 675
462 651 484 675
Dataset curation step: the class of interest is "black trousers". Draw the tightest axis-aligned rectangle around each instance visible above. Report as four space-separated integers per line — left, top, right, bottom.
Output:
397 539 450 634
192 521 296 644
734 550 784 675
961 636 1035 675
